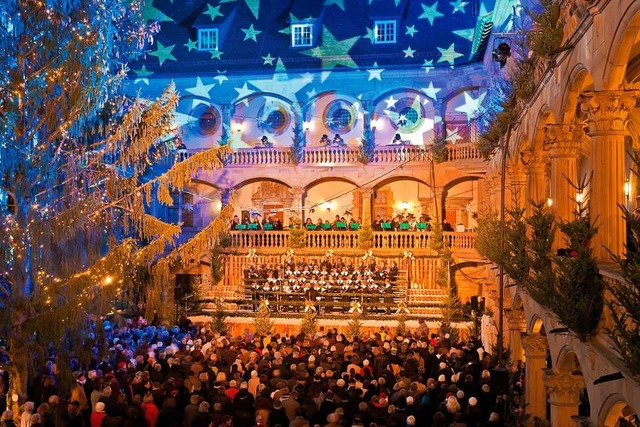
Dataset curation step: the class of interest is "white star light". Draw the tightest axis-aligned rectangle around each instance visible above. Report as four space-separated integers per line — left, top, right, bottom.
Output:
455 91 487 120
418 2 444 25
385 95 398 109
437 43 463 65
450 0 468 13
403 46 416 58
262 54 275 65
214 70 229 85
241 24 262 42
423 82 441 99
185 77 216 98
405 25 418 37
445 127 463 144
422 59 434 73
133 65 153 85
367 62 385 81
234 83 254 101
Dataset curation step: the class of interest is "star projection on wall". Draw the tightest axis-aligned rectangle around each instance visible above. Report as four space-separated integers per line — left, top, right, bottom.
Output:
418 2 445 25
241 24 262 42
301 26 360 69
148 41 176 66
455 91 487 120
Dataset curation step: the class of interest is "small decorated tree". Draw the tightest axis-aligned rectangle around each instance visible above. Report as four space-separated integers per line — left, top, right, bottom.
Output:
346 301 363 340
301 300 318 337
289 214 307 249
359 129 376 164
210 298 228 334
253 299 273 336
358 224 374 250
395 301 410 336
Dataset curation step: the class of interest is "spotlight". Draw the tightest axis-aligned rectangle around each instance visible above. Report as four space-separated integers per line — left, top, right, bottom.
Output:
492 42 511 68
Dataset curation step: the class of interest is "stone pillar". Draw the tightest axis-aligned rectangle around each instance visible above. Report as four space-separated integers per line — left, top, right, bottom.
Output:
522 335 549 421
221 104 233 144
521 150 548 210
360 187 373 224
505 309 526 362
580 90 637 260
483 177 499 210
293 102 307 147
543 124 582 249
543 371 586 427
290 187 304 225
507 163 527 209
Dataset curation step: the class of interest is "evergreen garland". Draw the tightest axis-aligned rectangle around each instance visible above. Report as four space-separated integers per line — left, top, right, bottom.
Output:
503 206 530 287
525 0 564 58
476 210 506 264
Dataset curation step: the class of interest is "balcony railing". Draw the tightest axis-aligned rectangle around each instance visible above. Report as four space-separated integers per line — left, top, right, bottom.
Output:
223 230 476 251
166 143 484 168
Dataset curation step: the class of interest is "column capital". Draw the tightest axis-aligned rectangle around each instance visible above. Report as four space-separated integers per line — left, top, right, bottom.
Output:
543 124 584 158
505 309 526 331
543 371 586 406
522 335 548 358
520 150 548 175
507 163 527 184
580 90 638 135
290 186 305 197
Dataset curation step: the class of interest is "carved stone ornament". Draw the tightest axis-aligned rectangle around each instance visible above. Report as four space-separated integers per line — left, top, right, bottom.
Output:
543 371 586 406
520 150 548 175
580 90 638 135
543 124 584 157
522 334 548 358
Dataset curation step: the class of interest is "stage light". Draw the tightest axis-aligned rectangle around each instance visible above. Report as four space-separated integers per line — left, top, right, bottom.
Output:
492 42 511 68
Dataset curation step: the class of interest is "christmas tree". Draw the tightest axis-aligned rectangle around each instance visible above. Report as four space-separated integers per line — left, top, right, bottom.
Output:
346 301 363 340
254 299 273 336
300 300 318 337
0 0 232 401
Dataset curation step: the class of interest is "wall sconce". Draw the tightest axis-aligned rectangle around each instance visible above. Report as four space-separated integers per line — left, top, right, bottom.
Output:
233 121 244 133
396 201 413 211
303 121 312 132
371 118 382 130
575 192 584 204
547 197 553 207
321 201 334 212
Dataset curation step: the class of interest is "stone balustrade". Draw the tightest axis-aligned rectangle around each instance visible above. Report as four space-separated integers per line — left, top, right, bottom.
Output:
219 230 476 252
164 143 484 168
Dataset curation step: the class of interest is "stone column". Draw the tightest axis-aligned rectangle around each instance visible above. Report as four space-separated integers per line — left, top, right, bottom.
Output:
483 177 499 210
505 309 526 362
522 335 549 421
293 102 307 147
543 124 582 249
220 104 233 144
580 91 638 260
360 187 373 224
290 187 304 225
521 150 548 210
543 371 586 427
508 163 527 209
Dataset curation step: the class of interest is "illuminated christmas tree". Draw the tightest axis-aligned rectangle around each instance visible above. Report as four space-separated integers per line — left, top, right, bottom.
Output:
0 0 231 402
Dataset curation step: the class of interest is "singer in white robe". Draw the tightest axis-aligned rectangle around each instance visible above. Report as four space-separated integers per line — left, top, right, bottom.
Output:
481 313 498 354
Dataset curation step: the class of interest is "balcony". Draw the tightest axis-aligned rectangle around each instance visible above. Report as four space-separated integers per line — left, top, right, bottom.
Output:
215 230 477 253
166 143 484 168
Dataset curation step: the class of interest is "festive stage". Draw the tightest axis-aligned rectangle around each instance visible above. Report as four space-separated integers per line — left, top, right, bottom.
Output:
188 313 472 339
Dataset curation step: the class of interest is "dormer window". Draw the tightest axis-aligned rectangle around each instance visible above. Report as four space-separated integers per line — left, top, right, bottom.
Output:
374 20 396 44
291 23 313 47
197 28 218 51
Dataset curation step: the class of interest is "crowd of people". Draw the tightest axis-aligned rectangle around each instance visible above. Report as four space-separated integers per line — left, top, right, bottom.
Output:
243 259 400 313
6 315 524 427
229 214 462 233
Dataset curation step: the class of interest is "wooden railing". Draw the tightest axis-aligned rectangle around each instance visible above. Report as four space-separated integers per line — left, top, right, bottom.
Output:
225 230 476 251
162 143 484 168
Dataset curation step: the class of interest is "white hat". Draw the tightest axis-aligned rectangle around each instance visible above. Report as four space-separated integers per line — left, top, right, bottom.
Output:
406 415 416 425
469 397 478 406
363 359 369 366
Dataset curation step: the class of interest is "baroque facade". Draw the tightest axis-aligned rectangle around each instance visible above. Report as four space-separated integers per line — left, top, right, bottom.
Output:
127 0 640 425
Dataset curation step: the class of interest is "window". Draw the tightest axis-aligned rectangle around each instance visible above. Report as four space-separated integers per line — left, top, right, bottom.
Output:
197 28 218 51
374 20 396 44
291 24 313 47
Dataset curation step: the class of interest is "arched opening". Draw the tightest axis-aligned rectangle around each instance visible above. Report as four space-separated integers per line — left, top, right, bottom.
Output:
556 346 591 418
233 178 293 227
601 396 639 427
